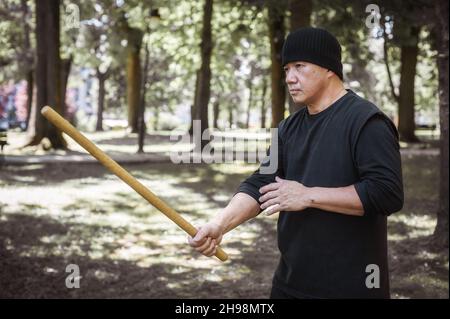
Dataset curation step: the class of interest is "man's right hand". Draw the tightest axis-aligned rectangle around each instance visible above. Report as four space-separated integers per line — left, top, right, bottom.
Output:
188 222 224 257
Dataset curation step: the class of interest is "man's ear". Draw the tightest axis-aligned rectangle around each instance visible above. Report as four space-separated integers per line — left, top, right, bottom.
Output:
326 69 335 79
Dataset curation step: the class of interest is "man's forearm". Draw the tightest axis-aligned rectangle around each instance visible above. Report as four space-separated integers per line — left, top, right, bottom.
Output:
212 192 260 233
308 185 364 216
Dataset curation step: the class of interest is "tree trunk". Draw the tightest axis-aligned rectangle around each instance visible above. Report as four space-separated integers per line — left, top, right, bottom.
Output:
153 106 159 131
289 0 312 30
398 26 420 142
260 77 267 129
25 70 33 130
288 0 312 114
189 70 201 135
213 100 219 129
433 0 449 248
21 0 33 130
194 0 213 148
138 34 150 153
246 78 253 129
126 27 143 133
267 1 286 127
96 68 106 132
228 107 233 128
27 0 66 149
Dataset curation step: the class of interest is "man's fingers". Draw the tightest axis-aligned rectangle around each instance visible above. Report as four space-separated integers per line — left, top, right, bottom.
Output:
188 235 204 247
259 190 279 204
195 237 212 252
260 197 280 210
263 204 281 216
259 182 280 194
203 240 217 257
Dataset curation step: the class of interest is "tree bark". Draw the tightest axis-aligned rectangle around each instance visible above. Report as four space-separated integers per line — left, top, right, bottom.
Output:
21 0 33 130
194 0 213 148
26 0 66 149
189 70 201 135
25 70 33 130
213 100 219 129
228 107 233 129
433 0 449 248
397 26 420 142
96 68 107 132
125 27 143 133
267 1 286 127
138 34 150 153
260 76 267 129
383 29 400 106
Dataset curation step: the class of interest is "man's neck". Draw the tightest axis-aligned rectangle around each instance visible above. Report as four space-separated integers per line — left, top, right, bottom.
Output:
307 83 347 115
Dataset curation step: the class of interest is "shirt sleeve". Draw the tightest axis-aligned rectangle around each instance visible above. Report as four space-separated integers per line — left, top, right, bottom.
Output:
353 114 404 217
236 123 285 207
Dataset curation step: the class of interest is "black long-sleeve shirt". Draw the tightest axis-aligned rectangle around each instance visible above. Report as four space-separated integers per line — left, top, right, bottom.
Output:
237 90 403 298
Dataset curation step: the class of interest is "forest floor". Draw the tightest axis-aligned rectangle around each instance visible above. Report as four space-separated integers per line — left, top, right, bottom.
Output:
0 130 447 298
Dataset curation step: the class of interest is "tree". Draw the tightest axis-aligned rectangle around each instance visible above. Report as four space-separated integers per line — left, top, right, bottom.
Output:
377 0 435 142
26 0 66 149
267 0 287 127
433 0 449 248
260 76 268 128
124 24 143 133
287 0 312 114
383 15 421 142
20 0 33 129
192 0 214 149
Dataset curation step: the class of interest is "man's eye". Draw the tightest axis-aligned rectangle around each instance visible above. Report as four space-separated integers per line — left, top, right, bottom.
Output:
295 64 304 68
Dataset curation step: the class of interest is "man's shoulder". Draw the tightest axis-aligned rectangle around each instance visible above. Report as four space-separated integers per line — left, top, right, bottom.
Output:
341 90 381 119
343 91 399 140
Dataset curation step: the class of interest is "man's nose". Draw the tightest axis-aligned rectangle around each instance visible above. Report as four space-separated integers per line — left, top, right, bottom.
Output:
285 69 297 84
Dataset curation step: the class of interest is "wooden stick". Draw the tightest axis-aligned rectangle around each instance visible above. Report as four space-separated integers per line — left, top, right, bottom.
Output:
41 106 228 262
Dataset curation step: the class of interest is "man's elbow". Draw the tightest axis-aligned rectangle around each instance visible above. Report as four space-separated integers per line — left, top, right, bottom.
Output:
370 183 404 216
391 191 404 214
382 189 404 216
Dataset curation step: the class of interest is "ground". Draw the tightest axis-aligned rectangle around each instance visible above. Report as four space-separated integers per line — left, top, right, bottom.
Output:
0 131 448 298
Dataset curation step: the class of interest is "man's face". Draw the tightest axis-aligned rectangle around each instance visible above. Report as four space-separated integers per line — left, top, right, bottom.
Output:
284 61 329 104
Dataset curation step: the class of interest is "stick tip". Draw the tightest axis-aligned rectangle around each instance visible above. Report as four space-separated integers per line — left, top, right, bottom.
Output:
41 105 52 116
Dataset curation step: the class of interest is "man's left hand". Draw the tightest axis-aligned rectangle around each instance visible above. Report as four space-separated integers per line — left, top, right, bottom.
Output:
259 176 312 216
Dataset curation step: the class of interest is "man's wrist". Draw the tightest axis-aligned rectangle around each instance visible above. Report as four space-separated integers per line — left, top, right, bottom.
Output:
305 186 318 208
211 212 228 233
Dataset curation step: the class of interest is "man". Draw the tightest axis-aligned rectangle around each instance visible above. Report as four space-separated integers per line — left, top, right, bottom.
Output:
188 27 404 299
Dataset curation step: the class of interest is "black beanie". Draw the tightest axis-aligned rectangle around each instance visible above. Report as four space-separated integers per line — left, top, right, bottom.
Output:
282 27 343 80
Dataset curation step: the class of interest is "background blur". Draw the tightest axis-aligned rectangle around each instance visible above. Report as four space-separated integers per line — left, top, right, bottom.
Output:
0 0 448 298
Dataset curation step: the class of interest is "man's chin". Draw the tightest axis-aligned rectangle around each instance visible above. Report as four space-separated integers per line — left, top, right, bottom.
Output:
291 96 306 104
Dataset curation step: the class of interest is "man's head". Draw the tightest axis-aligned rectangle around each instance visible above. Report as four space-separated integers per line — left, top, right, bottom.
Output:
282 27 343 105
